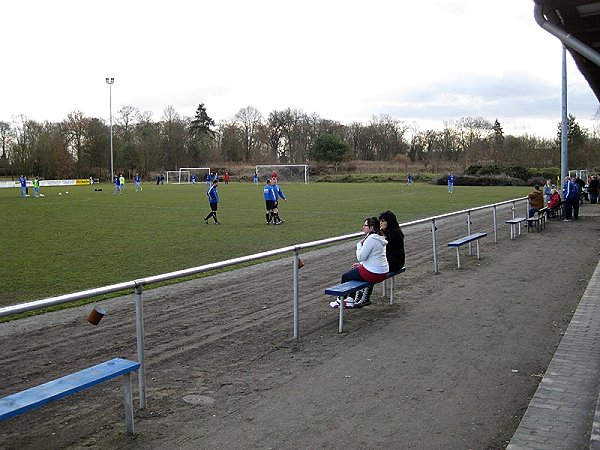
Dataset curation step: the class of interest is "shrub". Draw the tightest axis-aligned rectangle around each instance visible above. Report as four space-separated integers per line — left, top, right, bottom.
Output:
436 175 525 186
526 177 547 186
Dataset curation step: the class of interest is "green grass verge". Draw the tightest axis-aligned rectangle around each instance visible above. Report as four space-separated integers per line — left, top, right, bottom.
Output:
0 181 529 308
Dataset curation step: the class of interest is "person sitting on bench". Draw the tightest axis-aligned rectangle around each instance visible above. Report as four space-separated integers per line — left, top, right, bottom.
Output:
528 184 544 219
355 210 405 308
338 217 389 308
548 188 561 210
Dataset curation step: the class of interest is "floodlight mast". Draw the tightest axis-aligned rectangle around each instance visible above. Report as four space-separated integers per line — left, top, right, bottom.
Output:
105 77 115 182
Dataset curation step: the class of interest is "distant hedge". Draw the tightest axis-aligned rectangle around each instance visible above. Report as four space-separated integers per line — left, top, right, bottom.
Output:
436 175 525 187
463 165 560 183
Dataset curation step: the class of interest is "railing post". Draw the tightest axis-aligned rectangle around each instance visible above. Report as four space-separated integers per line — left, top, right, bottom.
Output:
431 218 439 274
467 210 473 255
134 283 146 409
493 205 498 243
292 250 300 339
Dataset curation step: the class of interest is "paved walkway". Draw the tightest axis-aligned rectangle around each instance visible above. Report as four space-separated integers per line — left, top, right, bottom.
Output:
509 209 600 449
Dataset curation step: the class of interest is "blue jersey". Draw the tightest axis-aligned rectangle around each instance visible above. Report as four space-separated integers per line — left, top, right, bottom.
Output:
563 180 578 200
273 184 286 201
448 174 454 185
263 184 277 201
19 176 27 187
135 174 141 183
207 185 219 203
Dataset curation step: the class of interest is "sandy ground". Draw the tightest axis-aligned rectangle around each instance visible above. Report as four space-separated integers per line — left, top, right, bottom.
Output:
1 203 599 449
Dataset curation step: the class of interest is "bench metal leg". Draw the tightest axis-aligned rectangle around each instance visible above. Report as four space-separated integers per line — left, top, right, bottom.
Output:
476 239 480 259
382 279 387 297
389 277 395 305
338 300 344 333
456 247 461 269
122 373 135 434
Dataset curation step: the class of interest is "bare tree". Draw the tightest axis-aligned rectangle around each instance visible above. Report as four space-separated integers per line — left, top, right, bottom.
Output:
455 116 492 166
64 111 90 177
0 121 12 160
135 111 162 176
161 106 188 169
266 110 286 162
234 106 263 162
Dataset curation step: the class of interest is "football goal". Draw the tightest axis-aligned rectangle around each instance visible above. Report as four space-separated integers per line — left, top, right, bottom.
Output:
180 167 211 183
165 168 210 184
255 164 309 184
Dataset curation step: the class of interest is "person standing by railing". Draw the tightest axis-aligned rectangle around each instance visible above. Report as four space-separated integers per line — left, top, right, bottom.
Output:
543 179 553 204
562 176 577 221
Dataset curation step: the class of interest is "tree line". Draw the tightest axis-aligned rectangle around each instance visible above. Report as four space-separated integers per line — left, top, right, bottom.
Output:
0 102 598 180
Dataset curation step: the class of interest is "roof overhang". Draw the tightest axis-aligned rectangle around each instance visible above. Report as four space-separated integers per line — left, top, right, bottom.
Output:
534 0 600 102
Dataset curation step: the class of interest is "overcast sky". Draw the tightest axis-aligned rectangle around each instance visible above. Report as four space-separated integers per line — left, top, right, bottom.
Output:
2 0 599 138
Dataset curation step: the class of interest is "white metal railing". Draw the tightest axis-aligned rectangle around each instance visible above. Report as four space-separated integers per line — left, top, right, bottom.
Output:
0 195 528 409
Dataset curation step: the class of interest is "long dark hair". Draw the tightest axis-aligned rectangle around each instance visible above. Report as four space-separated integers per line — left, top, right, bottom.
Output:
379 210 400 230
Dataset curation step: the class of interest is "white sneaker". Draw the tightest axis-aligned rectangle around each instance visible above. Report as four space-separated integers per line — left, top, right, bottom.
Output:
330 297 355 308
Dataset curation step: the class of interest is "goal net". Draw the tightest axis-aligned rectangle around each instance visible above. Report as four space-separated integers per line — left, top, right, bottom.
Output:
255 164 309 184
165 168 210 184
166 170 190 184
180 167 211 184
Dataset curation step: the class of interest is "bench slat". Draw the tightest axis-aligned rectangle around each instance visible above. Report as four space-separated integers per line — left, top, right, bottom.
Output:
447 232 487 247
0 358 140 420
324 280 370 296
386 267 406 278
505 217 527 224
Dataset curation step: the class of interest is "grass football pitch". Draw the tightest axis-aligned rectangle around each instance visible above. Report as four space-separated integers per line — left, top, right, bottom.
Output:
0 181 529 307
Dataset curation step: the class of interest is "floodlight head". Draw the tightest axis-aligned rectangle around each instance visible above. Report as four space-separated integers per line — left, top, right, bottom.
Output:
105 77 114 84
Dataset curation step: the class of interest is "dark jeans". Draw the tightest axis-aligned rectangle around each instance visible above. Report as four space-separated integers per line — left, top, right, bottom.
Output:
341 267 367 299
564 198 574 220
341 267 365 283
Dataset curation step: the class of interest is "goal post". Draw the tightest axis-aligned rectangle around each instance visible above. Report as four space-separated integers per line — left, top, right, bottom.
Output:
255 164 309 184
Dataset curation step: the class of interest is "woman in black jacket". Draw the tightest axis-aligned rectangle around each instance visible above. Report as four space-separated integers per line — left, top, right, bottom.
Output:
378 210 405 272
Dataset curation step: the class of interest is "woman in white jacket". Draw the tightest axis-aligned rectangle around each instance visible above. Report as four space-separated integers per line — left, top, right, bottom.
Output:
335 217 389 307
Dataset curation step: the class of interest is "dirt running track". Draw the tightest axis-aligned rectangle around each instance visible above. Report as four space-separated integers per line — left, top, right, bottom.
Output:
1 204 599 449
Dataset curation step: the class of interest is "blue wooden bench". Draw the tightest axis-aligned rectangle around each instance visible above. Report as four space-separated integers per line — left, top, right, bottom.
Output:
324 268 406 333
527 207 548 232
505 217 527 239
447 232 487 268
0 357 140 435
